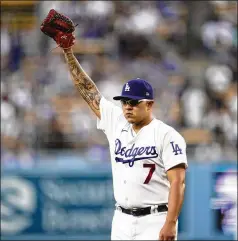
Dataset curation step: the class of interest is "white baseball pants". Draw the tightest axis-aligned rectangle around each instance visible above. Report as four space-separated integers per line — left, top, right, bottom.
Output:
111 209 178 240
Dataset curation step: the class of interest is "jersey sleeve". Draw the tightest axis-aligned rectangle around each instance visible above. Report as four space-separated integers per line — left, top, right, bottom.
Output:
162 129 188 171
97 97 123 139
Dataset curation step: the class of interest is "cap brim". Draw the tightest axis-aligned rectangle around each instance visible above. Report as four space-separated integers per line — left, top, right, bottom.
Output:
113 95 143 100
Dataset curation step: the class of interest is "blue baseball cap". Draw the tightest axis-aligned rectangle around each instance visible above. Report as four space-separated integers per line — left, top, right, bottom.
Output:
113 78 154 100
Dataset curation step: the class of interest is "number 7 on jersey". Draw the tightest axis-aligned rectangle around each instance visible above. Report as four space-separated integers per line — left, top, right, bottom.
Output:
143 164 155 184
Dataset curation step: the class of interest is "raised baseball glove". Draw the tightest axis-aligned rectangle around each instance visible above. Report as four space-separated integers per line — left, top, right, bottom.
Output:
40 9 76 49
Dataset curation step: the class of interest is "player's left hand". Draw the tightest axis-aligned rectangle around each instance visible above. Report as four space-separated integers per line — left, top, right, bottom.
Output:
159 221 176 241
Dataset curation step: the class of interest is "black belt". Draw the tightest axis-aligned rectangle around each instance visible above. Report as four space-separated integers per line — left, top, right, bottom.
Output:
117 205 168 217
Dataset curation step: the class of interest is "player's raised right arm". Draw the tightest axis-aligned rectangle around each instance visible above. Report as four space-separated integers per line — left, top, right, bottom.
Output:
63 48 102 119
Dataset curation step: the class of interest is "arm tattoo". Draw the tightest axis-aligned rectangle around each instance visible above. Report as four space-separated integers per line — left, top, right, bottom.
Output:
64 51 101 111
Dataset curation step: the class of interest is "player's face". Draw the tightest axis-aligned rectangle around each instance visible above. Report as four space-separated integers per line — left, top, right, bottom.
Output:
121 99 154 124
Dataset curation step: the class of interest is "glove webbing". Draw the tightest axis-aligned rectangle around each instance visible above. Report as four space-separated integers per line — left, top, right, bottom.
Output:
49 12 75 33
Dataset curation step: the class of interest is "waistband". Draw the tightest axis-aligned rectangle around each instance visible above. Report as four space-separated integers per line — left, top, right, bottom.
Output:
116 204 168 217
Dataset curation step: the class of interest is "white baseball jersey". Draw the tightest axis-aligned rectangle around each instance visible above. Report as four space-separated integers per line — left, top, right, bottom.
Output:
97 97 188 209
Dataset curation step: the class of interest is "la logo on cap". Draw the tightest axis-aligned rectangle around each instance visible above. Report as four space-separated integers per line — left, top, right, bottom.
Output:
125 83 130 91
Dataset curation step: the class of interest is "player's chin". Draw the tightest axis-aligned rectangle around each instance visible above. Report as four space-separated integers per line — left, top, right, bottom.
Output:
125 116 136 123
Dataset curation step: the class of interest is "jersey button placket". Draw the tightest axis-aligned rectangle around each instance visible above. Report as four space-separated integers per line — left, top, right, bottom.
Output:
124 166 130 206
124 180 128 203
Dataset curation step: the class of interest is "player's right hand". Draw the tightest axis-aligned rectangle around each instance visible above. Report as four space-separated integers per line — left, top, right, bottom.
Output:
40 9 76 49
54 31 76 49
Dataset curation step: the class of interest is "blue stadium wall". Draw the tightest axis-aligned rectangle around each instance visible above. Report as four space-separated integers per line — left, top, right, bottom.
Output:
1 160 237 240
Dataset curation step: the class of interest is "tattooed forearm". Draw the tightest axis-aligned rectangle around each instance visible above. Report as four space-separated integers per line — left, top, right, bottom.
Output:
63 49 101 114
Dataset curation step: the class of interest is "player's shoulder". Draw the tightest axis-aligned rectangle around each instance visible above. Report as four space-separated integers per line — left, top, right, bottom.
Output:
100 96 121 109
153 119 185 141
153 119 175 134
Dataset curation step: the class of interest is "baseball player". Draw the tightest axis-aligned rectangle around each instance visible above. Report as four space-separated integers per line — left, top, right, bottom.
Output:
40 10 188 241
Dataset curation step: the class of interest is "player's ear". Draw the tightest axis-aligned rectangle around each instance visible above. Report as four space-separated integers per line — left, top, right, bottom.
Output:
147 101 154 110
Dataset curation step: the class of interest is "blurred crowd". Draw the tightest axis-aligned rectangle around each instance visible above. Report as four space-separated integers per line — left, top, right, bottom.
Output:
1 1 237 168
